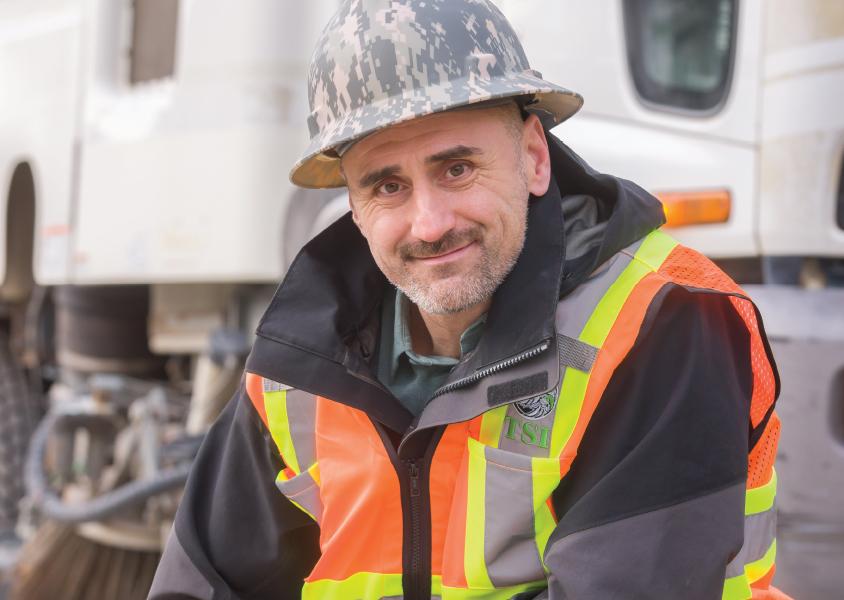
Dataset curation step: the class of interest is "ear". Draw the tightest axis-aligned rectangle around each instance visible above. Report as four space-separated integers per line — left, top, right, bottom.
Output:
348 193 363 232
521 114 551 197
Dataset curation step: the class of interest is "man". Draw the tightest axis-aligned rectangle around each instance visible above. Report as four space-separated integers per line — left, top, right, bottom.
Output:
150 1 787 598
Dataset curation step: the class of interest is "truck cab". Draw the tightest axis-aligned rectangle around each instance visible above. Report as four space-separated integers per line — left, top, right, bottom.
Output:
500 1 844 595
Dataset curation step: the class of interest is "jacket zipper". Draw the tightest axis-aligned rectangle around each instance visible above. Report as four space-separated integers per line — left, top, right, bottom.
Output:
372 341 550 599
371 421 436 600
405 459 423 599
431 339 551 398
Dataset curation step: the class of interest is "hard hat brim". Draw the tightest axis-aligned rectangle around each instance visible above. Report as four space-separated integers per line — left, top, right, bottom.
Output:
289 71 583 189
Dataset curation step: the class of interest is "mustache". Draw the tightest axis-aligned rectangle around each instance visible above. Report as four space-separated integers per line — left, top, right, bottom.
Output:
399 228 482 260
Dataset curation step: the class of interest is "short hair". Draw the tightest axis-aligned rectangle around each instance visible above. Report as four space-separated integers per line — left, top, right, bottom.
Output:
495 100 527 146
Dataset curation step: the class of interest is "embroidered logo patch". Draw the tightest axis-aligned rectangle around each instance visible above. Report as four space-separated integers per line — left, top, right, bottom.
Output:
513 389 557 420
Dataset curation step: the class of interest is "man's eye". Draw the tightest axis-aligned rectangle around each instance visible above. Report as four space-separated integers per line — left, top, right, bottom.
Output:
446 163 469 178
377 181 402 195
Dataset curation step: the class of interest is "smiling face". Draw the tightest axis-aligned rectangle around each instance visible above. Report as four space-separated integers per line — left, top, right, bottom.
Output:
342 104 551 316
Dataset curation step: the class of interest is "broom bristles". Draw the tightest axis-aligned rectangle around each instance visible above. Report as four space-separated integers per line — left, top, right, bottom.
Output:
10 521 160 600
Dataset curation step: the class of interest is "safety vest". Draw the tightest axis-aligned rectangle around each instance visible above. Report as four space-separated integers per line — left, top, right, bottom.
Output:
245 229 779 600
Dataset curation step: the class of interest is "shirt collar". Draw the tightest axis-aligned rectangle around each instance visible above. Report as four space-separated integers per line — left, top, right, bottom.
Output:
387 288 487 378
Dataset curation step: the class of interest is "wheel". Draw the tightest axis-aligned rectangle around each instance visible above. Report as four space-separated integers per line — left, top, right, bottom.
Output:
0 331 34 534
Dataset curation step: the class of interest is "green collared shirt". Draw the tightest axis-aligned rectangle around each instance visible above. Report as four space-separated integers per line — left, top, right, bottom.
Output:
377 287 486 417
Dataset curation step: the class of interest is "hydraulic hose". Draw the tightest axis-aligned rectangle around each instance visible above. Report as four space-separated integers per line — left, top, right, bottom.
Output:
25 411 194 524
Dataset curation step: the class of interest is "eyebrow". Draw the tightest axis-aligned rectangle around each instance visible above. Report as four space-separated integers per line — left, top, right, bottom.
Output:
425 144 483 164
358 165 401 189
357 145 483 189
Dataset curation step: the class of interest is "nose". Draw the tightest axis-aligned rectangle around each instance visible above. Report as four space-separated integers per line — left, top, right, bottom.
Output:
409 182 456 243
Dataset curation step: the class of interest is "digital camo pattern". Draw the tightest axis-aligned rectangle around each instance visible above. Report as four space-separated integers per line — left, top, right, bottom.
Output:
290 0 583 188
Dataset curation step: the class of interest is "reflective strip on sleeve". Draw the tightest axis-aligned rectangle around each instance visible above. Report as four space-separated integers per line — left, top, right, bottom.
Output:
723 571 753 600
723 541 777 600
745 540 777 584
725 511 776 578
723 470 779 599
746 469 777 516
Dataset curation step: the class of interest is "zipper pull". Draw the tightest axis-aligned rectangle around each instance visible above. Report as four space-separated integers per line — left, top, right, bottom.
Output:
406 460 420 497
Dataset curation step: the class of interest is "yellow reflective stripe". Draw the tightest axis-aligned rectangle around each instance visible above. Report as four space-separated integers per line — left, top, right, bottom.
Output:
579 230 677 349
722 573 752 600
303 574 443 599
578 260 650 348
263 389 300 475
441 580 545 599
631 229 679 271
548 367 589 458
274 469 317 520
464 439 493 589
721 540 777 600
532 457 557 563
303 572 435 599
308 461 321 486
549 231 677 458
274 463 322 522
746 469 777 516
478 405 508 447
746 539 777 583
302 571 545 599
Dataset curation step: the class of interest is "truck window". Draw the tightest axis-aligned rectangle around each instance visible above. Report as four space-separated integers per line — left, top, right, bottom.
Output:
130 0 180 84
623 0 737 112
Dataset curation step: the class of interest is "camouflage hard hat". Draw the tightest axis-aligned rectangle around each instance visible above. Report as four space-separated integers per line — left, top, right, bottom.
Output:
290 0 584 189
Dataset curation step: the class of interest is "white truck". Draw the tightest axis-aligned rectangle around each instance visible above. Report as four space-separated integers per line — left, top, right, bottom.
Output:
0 0 345 592
1 0 841 597
501 1 844 596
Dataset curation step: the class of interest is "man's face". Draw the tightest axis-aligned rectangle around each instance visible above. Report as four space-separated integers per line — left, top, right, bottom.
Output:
343 105 551 315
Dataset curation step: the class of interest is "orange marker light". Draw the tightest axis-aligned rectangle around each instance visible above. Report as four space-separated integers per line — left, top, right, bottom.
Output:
655 189 731 228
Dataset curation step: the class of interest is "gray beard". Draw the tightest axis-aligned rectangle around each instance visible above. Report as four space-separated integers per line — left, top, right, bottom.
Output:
395 232 523 315
390 162 529 315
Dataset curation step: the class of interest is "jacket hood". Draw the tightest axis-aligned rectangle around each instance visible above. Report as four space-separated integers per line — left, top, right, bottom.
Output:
546 136 666 296
247 134 665 431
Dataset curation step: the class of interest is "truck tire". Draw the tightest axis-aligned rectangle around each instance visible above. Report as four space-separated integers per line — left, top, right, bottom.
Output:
0 332 33 533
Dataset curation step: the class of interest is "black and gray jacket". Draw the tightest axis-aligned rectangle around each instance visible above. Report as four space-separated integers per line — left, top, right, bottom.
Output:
149 135 778 599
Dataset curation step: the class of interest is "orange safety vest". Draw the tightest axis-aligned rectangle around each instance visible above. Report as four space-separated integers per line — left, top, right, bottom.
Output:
246 229 781 600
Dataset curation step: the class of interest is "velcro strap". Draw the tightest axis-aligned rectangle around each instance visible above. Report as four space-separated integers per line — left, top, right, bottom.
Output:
557 335 598 373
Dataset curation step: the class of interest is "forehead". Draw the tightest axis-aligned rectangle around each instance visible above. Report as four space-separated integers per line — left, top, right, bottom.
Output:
341 107 512 174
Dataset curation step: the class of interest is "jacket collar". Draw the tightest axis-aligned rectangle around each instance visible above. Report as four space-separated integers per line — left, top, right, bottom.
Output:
246 135 664 433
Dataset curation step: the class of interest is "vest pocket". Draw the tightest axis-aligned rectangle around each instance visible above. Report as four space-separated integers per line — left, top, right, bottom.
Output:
275 462 323 523
442 436 561 592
